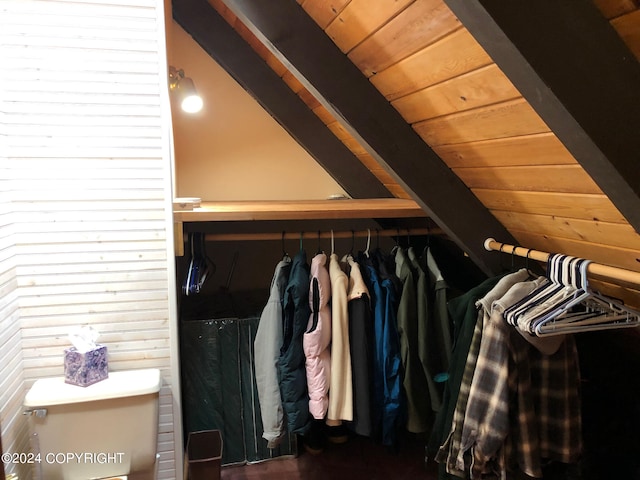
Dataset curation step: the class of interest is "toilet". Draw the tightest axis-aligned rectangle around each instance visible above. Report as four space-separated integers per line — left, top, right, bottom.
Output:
23 368 162 480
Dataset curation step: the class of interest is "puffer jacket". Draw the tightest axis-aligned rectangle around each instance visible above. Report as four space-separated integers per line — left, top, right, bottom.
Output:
303 252 332 420
278 249 312 435
254 256 291 447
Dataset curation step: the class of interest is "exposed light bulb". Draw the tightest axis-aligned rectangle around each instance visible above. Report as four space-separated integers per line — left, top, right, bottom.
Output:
168 66 204 114
181 94 203 113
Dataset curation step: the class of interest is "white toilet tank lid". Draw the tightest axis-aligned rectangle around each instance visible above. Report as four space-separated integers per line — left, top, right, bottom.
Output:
24 368 162 407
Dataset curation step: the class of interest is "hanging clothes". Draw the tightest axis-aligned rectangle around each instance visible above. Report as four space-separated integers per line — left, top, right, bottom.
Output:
456 272 540 474
432 269 583 480
374 247 403 297
395 246 431 434
436 269 532 476
378 257 404 448
326 253 353 425
362 250 404 447
427 274 506 479
254 256 292 448
424 246 453 404
278 249 312 435
346 255 373 437
504 330 582 477
426 247 452 362
361 257 386 442
303 252 332 420
407 246 437 429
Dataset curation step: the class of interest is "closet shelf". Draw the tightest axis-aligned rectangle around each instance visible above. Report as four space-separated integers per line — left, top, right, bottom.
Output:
173 198 427 222
173 198 427 256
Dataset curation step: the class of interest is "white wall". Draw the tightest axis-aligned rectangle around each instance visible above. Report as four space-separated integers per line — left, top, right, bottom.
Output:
0 61 27 478
168 22 349 201
1 0 180 478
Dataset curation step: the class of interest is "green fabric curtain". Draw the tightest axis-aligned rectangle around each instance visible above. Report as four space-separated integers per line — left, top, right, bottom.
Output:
181 316 297 465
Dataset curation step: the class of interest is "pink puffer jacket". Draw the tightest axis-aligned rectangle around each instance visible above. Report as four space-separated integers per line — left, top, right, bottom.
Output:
303 252 332 420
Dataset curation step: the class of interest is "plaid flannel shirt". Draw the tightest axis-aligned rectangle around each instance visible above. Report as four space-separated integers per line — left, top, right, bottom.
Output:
436 308 482 477
436 269 531 477
456 276 581 479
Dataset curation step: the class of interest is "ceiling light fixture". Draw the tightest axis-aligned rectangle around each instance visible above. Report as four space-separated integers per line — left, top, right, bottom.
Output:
168 66 203 114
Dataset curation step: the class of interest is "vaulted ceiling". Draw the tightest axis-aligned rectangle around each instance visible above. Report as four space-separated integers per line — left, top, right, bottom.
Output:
171 0 640 304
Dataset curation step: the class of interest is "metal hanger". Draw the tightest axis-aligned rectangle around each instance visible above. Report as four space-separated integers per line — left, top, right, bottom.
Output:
331 229 335 255
281 231 289 260
364 228 371 258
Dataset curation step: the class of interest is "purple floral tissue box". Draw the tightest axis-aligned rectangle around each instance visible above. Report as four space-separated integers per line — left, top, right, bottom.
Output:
64 344 108 387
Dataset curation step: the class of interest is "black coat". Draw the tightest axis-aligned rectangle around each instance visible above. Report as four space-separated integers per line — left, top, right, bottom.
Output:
278 249 312 435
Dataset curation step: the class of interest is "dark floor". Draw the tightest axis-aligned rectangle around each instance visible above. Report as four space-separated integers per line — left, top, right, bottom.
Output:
221 433 438 480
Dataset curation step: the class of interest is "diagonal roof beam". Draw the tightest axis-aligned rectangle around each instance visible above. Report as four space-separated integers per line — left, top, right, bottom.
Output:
171 0 391 199
444 0 640 233
217 0 516 275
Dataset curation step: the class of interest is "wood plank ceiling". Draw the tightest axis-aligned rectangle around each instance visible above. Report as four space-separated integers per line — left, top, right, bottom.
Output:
172 0 640 305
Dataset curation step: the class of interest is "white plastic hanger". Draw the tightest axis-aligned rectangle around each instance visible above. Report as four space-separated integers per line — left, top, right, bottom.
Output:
504 254 564 327
534 257 640 336
510 253 640 336
516 255 587 330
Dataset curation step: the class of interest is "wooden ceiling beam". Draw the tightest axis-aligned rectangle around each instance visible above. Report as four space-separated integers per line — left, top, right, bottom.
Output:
216 0 516 275
444 0 640 233
171 0 391 199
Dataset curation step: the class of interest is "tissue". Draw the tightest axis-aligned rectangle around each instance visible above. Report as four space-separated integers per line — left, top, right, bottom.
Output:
68 325 99 352
64 326 108 387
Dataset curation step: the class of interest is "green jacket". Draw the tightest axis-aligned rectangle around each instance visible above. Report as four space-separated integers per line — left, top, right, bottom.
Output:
395 246 431 433
427 274 506 479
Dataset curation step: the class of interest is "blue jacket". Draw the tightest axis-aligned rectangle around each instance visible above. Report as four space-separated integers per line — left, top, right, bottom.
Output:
364 258 403 447
278 249 311 435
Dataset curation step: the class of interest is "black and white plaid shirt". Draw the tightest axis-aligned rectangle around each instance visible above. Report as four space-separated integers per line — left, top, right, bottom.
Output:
436 269 531 477
453 276 582 479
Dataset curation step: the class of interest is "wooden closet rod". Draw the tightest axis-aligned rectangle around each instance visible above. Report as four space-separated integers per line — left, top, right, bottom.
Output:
484 238 640 286
203 227 440 243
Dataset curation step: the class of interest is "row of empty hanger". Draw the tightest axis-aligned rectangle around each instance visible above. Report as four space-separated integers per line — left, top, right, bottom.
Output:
485 238 640 336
